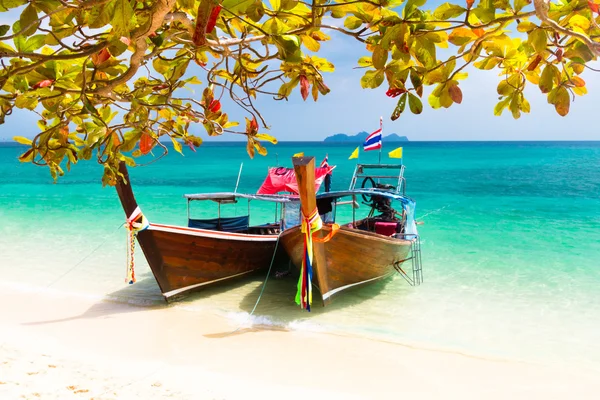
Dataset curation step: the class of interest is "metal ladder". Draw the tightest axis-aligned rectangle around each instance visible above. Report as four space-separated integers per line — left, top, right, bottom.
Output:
394 236 423 286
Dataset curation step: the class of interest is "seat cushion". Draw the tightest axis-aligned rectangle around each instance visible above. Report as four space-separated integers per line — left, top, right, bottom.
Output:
374 222 397 236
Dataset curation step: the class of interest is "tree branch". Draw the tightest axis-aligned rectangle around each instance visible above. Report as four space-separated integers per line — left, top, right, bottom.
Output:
534 0 600 56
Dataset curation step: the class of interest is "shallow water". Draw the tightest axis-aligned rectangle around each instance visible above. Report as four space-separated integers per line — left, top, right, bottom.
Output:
1 141 599 370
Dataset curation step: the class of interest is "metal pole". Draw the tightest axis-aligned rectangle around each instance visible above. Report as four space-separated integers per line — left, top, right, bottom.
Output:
234 162 243 194
379 115 383 164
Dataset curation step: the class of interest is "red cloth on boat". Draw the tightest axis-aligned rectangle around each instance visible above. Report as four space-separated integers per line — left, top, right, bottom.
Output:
257 166 335 195
374 222 398 236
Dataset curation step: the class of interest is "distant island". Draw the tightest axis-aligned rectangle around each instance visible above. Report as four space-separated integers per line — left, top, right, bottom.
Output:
324 131 409 143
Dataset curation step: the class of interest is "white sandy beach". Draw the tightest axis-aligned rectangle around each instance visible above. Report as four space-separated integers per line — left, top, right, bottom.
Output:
0 286 598 400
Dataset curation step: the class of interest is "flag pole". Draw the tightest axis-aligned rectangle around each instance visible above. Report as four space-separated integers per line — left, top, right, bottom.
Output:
378 116 383 164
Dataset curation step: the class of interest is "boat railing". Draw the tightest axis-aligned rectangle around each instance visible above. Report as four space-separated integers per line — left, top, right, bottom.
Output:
393 234 423 286
349 163 406 195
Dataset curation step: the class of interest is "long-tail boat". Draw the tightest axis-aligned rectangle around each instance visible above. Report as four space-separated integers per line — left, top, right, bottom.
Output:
115 162 334 301
280 157 422 308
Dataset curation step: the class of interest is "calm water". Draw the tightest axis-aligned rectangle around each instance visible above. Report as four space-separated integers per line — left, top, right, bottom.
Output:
1 141 599 370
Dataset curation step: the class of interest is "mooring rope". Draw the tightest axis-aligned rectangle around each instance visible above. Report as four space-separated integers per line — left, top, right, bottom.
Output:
45 222 125 288
226 232 282 336
418 203 456 221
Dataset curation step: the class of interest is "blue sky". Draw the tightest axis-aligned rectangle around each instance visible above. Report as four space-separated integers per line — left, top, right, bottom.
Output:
0 5 599 142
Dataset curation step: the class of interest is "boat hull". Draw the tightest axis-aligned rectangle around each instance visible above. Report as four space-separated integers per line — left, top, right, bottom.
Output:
115 163 279 300
141 224 279 298
280 225 412 303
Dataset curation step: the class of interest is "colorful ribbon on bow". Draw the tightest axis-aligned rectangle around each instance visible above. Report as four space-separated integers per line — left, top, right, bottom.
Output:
125 206 149 284
296 209 339 311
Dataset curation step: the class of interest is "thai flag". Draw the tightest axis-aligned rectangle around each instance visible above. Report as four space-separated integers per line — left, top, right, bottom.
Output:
363 117 383 152
320 154 329 168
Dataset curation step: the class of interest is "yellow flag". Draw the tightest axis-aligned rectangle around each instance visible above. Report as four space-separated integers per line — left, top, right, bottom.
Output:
293 152 304 157
388 147 403 159
348 147 359 160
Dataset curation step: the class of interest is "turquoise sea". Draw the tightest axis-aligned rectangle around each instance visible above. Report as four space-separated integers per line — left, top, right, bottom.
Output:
1 141 599 371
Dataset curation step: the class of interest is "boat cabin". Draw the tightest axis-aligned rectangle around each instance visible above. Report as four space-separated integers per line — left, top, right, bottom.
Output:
183 193 293 235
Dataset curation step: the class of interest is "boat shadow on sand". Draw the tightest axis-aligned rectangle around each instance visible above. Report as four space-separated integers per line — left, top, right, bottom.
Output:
21 269 398 330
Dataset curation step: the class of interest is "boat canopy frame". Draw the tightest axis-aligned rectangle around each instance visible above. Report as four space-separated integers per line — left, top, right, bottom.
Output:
349 163 406 195
184 192 294 230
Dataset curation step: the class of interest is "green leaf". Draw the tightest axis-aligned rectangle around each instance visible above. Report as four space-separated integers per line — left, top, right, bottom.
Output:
372 46 388 70
493 96 510 116
88 2 115 29
391 93 408 121
403 0 426 17
563 41 594 63
82 96 100 116
360 70 385 89
539 64 557 93
448 27 477 46
410 69 422 91
358 56 373 67
263 17 288 34
497 80 515 96
549 86 570 116
24 34 46 52
15 95 38 110
380 25 402 50
112 0 136 38
171 138 183 155
414 37 436 68
19 4 39 37
274 35 301 62
433 3 467 20
120 129 143 152
344 16 363 30
528 28 547 54
408 92 423 114
13 136 32 145
0 25 9 36
475 0 495 24
0 0 26 11
517 21 537 33
222 0 254 14
514 0 529 12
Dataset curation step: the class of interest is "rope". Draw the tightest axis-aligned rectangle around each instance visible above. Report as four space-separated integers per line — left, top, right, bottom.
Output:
418 203 456 221
226 232 282 336
46 222 125 288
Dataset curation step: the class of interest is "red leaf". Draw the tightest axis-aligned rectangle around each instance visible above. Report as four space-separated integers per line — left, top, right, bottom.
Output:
527 55 542 71
209 99 221 113
92 48 111 66
32 79 54 89
250 117 258 132
589 0 599 13
570 76 585 87
186 141 197 152
140 132 155 155
386 88 407 98
466 0 474 9
153 83 169 91
299 75 309 101
472 28 484 37
556 49 563 62
206 5 222 33
448 85 463 104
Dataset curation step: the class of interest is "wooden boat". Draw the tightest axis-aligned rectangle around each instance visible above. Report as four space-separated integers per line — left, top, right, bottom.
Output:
115 162 290 300
280 157 422 307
